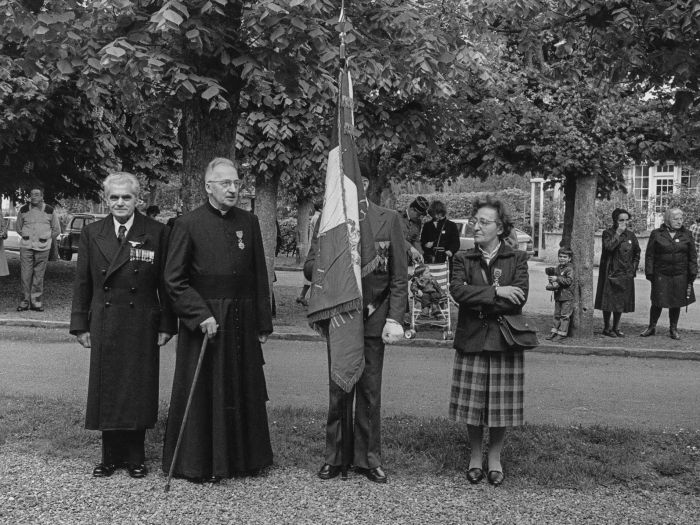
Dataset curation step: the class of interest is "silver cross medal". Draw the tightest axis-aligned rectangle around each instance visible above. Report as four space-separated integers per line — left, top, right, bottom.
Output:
236 231 245 250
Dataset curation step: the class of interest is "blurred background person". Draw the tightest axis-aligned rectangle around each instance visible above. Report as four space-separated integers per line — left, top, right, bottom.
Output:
145 205 160 219
594 208 640 337
400 196 428 265
420 200 460 264
641 208 696 340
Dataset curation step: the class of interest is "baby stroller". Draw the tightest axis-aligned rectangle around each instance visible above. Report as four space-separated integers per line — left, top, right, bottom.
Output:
405 260 453 340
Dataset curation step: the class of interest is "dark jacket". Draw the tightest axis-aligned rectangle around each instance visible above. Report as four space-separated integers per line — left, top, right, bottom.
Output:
552 262 574 302
645 224 697 308
305 202 408 337
594 228 640 312
70 212 177 430
450 243 529 354
420 218 460 263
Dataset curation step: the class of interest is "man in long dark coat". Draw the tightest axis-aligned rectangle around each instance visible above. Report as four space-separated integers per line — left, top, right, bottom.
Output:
70 172 176 478
162 157 273 481
305 181 407 484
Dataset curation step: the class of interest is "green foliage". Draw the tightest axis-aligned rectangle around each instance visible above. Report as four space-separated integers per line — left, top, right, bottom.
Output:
665 187 700 226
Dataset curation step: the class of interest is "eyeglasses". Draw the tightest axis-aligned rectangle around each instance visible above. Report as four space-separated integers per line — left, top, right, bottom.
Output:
468 217 498 227
208 179 241 189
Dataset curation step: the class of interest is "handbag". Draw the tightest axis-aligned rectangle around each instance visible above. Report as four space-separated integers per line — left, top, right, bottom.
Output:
479 266 539 350
497 314 539 350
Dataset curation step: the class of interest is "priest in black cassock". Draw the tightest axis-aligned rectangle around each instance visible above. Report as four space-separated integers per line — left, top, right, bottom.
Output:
162 157 274 481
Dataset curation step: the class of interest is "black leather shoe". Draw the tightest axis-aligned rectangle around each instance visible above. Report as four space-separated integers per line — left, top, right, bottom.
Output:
16 305 29 312
359 466 387 484
466 467 484 484
487 470 505 486
127 464 148 478
670 327 680 340
613 329 625 338
640 326 656 337
602 328 617 337
317 463 341 480
92 463 116 477
30 305 44 312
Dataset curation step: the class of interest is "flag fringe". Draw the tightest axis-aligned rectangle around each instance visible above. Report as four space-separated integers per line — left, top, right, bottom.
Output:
332 362 366 394
361 254 381 278
307 297 364 328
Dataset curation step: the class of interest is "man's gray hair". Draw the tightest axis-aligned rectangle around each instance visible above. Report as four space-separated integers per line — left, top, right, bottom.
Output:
103 172 140 196
205 158 237 180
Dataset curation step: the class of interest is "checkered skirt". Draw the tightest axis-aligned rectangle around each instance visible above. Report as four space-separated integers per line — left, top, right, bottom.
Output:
449 350 524 427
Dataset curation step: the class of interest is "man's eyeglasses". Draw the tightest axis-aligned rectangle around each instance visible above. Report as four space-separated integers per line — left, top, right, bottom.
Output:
208 179 241 189
468 217 498 227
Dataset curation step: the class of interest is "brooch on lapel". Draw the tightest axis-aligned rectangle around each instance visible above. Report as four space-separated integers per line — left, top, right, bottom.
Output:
128 240 144 248
493 268 502 286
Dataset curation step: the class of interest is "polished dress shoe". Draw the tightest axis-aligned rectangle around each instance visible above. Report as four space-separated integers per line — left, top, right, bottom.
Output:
639 326 656 337
30 305 44 312
487 470 505 486
669 327 681 340
317 463 342 480
612 329 625 338
92 463 116 477
466 467 484 484
16 305 29 312
602 328 617 337
127 464 148 478
358 466 387 484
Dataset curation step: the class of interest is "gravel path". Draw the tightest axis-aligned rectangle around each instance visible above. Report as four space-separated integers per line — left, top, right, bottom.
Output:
1 448 698 524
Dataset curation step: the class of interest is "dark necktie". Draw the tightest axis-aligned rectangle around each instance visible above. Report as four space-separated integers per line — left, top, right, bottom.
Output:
117 225 126 244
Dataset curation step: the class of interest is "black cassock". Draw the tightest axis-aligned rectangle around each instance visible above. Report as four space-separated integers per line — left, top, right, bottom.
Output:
162 202 273 478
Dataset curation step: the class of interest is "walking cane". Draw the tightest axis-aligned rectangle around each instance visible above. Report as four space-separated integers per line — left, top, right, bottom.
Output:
164 333 210 493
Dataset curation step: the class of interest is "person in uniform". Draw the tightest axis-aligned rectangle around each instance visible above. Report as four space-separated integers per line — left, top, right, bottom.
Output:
70 172 176 478
594 208 640 337
400 196 428 265
305 176 407 484
16 186 61 311
162 157 273 482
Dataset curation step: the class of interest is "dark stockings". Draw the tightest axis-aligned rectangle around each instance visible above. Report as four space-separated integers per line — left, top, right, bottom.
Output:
648 305 680 327
603 311 622 330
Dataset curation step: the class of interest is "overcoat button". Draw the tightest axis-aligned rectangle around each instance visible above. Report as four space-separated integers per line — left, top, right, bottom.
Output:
104 286 109 291
101 269 106 275
129 302 134 307
130 287 136 293
134 269 139 274
105 302 111 307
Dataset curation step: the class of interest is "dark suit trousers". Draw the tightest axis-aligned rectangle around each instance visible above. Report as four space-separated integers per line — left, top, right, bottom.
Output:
325 336 385 469
102 430 146 465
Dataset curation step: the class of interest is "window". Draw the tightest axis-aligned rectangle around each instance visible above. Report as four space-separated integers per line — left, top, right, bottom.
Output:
632 165 649 209
656 164 674 174
681 167 699 189
655 178 674 213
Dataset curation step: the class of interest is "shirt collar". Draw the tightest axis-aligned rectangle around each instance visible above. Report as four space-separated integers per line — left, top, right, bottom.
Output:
113 213 135 236
207 197 233 216
478 242 501 263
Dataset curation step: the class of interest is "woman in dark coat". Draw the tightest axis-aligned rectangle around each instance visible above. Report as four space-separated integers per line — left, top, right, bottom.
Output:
420 200 460 264
641 208 697 340
449 196 529 487
594 208 641 337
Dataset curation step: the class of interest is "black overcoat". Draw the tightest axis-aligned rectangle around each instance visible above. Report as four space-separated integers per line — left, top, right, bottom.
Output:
645 224 697 308
162 203 274 478
450 244 529 354
594 228 640 313
420 218 461 263
70 212 176 430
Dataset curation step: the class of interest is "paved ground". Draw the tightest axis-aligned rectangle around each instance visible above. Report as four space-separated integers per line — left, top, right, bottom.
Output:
1 326 698 431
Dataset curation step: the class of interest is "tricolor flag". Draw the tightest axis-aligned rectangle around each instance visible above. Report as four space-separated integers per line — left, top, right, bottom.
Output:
307 32 379 393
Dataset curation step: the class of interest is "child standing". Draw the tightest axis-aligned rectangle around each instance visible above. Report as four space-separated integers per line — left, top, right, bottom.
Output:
410 264 445 317
546 248 575 342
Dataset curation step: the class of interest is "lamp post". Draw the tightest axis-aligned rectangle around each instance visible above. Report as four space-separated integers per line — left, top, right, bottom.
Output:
530 177 545 256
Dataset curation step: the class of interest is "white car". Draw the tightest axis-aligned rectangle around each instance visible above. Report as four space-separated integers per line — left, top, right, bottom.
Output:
452 218 534 256
2 216 21 252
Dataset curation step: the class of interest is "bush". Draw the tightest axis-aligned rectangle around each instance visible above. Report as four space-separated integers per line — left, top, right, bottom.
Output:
278 217 297 255
543 191 650 233
664 187 700 226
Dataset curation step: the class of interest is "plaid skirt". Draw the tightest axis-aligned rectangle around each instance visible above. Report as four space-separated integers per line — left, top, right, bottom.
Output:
449 350 524 427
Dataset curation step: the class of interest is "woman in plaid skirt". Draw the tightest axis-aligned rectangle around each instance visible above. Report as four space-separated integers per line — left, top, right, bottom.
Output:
449 196 529 487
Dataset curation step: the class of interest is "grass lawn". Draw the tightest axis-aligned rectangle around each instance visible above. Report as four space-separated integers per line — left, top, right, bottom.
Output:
0 394 698 494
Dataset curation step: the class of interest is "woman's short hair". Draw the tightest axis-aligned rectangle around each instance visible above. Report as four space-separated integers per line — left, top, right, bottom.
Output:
428 200 447 218
664 207 683 224
103 172 140 196
471 195 513 240
612 208 630 229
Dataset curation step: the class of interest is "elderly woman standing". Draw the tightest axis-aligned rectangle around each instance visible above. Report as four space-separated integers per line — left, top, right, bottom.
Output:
594 208 641 337
449 196 529 487
641 208 697 340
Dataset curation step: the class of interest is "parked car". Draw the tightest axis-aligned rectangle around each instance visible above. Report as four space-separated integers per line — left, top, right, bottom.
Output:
56 213 107 261
2 216 21 252
452 218 535 256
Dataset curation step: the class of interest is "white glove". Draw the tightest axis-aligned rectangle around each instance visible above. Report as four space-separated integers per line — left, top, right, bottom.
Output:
382 318 405 345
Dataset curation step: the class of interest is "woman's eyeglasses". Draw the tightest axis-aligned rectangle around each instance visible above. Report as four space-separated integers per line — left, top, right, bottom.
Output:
468 217 498 227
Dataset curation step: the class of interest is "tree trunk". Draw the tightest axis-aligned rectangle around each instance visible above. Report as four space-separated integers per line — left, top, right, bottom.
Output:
296 196 313 263
255 171 281 307
561 175 576 248
569 172 596 338
178 99 237 212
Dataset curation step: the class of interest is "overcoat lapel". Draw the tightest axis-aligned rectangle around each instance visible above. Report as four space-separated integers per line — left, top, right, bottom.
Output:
95 217 119 264
367 203 387 238
105 212 146 280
